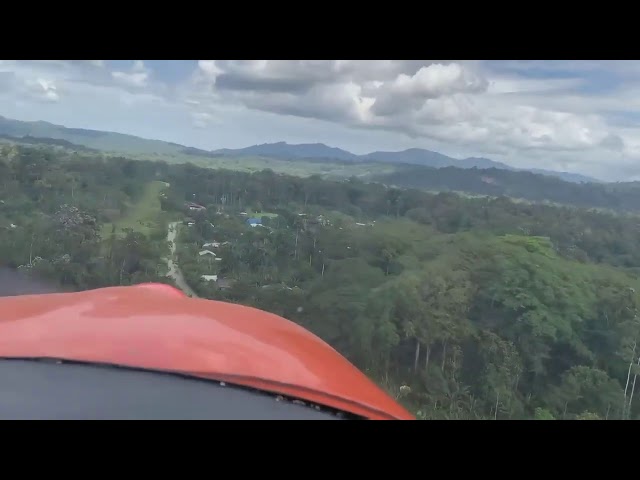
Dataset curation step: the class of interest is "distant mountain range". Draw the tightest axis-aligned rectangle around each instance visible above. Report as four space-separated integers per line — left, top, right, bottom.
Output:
211 142 599 184
0 115 185 155
0 115 599 184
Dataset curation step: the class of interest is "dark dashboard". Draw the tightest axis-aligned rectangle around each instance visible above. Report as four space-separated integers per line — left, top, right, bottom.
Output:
0 358 354 420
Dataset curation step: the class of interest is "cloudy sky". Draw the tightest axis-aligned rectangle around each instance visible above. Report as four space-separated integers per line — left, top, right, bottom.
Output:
0 60 638 180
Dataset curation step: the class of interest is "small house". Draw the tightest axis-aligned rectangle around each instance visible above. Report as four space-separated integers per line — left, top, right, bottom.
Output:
246 218 262 227
199 250 217 257
201 275 218 282
203 241 221 248
185 202 206 212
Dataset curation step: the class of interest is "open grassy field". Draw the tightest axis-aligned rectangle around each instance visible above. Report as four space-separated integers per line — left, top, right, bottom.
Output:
125 152 397 179
100 180 169 238
247 210 279 218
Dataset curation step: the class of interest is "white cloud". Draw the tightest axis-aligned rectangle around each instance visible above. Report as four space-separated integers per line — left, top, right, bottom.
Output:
3 59 640 180
177 60 640 180
191 111 212 128
111 60 150 88
198 60 223 80
29 78 59 102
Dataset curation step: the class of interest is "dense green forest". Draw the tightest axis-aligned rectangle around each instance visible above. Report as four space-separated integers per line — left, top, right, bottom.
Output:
9 127 640 218
373 164 640 214
5 144 640 420
0 144 171 289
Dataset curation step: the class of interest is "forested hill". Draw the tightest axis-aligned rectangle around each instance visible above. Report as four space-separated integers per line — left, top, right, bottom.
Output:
0 115 186 155
4 144 640 419
372 165 640 213
0 133 99 152
0 115 597 183
1 126 631 216
210 141 598 183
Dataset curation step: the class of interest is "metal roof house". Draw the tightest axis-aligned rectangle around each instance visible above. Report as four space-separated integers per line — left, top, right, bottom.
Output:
185 202 206 212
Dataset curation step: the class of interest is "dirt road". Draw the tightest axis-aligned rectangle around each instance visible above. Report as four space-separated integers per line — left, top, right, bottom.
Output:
166 222 198 298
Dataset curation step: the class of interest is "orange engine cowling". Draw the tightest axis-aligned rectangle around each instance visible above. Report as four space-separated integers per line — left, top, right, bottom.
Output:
0 283 414 420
